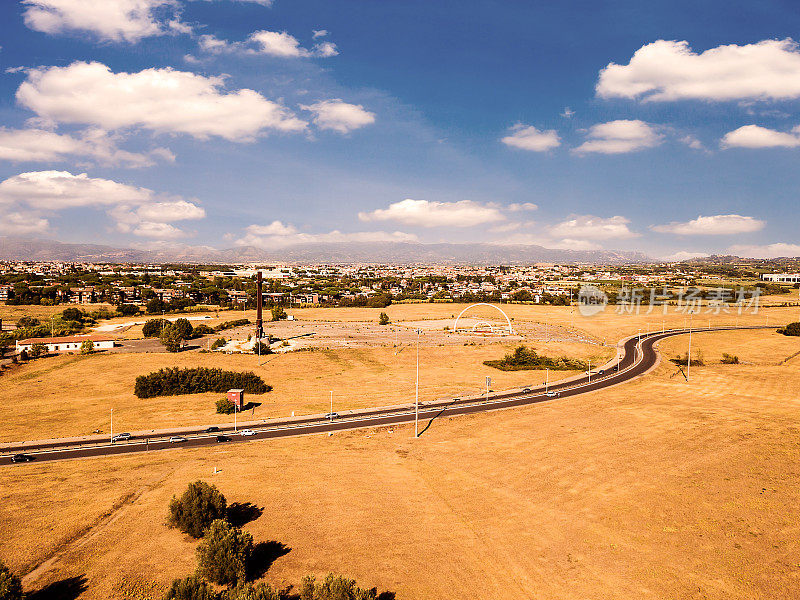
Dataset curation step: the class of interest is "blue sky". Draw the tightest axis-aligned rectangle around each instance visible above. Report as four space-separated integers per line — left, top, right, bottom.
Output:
0 0 799 259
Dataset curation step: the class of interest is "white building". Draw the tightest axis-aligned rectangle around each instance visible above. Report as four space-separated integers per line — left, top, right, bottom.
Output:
762 273 800 283
16 335 116 354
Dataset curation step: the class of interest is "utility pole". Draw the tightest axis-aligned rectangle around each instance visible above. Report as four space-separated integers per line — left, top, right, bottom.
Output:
330 390 333 416
687 315 693 382
110 408 113 444
587 359 591 383
414 328 421 438
545 368 549 393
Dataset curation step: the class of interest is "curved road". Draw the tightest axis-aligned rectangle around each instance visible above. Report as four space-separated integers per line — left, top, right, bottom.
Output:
1 326 768 465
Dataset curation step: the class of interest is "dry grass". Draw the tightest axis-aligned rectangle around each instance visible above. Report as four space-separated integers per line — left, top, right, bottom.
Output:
0 303 113 323
1 328 799 600
0 339 610 442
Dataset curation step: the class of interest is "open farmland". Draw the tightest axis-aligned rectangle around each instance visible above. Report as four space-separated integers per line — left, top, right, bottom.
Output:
1 328 798 600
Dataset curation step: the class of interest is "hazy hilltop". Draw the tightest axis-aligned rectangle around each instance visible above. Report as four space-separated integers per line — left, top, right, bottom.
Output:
0 236 649 265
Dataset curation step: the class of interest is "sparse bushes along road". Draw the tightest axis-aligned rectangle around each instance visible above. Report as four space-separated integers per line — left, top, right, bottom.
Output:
484 345 588 371
134 367 270 398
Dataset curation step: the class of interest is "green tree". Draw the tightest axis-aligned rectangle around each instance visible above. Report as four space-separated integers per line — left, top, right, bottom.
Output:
271 306 287 321
216 398 236 414
167 481 228 539
80 339 95 354
160 324 184 352
146 297 166 314
252 341 271 355
173 318 194 341
16 316 40 328
0 560 23 600
143 318 169 337
29 342 48 359
211 338 227 351
299 574 377 600
196 520 253 586
164 575 218 600
378 312 390 325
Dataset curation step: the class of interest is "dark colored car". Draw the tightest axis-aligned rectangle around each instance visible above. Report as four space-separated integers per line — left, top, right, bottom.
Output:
522 387 532 393
597 369 605 376
11 454 34 463
216 435 231 443
204 426 220 433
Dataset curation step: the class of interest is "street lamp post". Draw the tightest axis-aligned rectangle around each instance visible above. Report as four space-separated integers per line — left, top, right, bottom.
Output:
110 408 113 444
330 390 333 416
545 367 549 393
587 359 591 383
687 315 693 382
414 329 421 438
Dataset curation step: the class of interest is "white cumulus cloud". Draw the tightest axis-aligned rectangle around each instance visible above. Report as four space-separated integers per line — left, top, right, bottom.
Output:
0 170 204 239
0 127 173 167
300 99 375 133
501 124 560 152
200 30 338 58
651 214 765 235
574 120 663 154
548 215 639 239
729 242 800 258
22 0 186 43
597 39 800 102
721 124 800 148
359 199 505 228
17 61 307 142
507 202 538 212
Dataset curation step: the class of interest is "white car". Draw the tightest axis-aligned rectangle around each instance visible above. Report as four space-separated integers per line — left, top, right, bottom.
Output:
111 432 131 442
240 429 256 436
324 412 340 420
546 391 560 398
169 436 187 443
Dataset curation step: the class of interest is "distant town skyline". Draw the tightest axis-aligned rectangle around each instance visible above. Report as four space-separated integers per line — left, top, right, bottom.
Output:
0 0 799 259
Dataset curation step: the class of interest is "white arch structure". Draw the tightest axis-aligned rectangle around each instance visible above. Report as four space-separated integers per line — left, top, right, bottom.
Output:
453 303 514 335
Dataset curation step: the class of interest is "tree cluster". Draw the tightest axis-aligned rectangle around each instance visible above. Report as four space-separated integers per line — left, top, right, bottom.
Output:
134 368 270 398
778 322 800 336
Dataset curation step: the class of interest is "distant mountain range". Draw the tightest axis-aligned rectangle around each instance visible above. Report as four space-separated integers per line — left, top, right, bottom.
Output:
0 236 651 264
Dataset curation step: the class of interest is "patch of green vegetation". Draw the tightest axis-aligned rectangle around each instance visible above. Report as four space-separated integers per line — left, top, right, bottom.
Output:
484 345 588 371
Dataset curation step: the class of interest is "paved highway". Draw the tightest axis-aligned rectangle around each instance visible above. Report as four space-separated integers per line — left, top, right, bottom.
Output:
1 326 768 465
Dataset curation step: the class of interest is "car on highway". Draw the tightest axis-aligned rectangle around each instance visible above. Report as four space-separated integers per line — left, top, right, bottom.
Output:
546 391 560 398
111 432 131 442
204 426 220 433
597 369 605 376
11 454 34 463
240 429 256 436
216 435 231 443
324 412 340 420
169 436 187 443
522 387 532 393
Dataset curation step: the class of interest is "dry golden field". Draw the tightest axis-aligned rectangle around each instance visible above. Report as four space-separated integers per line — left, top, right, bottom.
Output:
1 327 798 600
0 339 611 442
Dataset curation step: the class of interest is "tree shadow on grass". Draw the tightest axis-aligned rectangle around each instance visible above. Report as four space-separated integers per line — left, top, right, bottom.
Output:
27 575 88 600
249 541 291 580
227 502 263 527
242 401 262 411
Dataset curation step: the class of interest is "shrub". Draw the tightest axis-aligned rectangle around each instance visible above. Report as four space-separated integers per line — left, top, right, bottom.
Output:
224 583 281 600
215 319 250 332
193 324 215 337
16 316 39 328
252 342 271 355
484 345 588 371
299 574 377 600
378 312 390 325
60 307 84 322
196 520 253 586
29 342 48 359
779 321 800 336
18 349 28 361
161 324 184 352
672 352 705 367
167 481 228 539
271 307 287 321
721 353 739 364
80 340 95 355
147 298 166 315
216 398 236 414
211 338 227 350
164 575 219 600
117 304 140 316
135 367 270 398
143 318 170 338
0 560 23 600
